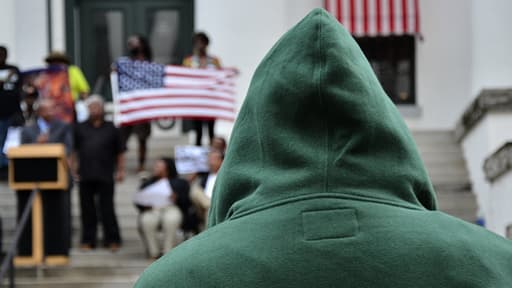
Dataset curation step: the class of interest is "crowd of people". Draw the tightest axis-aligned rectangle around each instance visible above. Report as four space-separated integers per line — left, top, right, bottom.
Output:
0 31 226 259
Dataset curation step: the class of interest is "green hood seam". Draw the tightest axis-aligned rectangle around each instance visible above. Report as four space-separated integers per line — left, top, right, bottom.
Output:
227 192 427 222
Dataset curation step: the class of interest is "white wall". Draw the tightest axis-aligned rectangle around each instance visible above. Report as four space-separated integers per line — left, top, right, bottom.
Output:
11 0 48 70
405 0 472 130
471 0 512 97
0 0 16 61
3 0 511 133
0 0 62 69
489 171 512 237
195 0 322 140
461 112 512 227
51 0 66 52
195 0 481 133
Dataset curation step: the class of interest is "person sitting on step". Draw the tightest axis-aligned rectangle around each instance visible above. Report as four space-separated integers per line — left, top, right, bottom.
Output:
133 157 189 260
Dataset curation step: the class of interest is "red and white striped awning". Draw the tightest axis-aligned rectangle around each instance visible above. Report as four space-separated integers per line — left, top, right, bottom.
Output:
324 0 420 36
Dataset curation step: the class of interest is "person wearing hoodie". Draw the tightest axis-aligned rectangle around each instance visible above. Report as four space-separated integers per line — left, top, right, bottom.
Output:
135 8 512 287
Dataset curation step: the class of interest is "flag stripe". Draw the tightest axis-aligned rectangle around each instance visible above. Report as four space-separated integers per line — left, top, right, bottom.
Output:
120 98 235 111
164 85 236 95
325 0 420 36
121 115 235 127
163 79 236 87
164 66 236 78
121 104 235 114
337 0 343 24
414 0 420 34
363 0 369 34
119 109 236 123
120 95 235 107
376 0 382 34
350 0 356 34
388 0 394 33
402 0 408 33
119 88 235 102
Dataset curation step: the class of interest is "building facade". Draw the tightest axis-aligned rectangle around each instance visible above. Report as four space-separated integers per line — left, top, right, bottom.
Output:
2 0 512 133
1 0 512 234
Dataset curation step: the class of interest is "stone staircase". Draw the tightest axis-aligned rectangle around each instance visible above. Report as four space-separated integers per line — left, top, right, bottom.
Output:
0 130 477 287
411 130 477 222
1 133 189 287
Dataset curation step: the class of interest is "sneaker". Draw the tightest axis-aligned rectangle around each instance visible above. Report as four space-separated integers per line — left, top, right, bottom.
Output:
109 243 121 253
80 244 94 251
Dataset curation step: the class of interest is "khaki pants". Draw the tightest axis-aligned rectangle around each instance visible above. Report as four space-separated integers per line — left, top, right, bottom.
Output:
139 205 183 258
189 183 211 227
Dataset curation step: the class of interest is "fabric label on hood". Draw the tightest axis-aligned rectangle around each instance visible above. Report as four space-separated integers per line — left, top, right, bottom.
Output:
302 208 358 241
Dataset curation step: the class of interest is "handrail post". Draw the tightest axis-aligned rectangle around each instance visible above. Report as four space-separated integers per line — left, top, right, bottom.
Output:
31 187 44 265
0 189 37 286
8 256 14 288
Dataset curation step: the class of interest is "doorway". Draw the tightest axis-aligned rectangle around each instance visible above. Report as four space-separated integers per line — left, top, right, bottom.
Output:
66 0 194 100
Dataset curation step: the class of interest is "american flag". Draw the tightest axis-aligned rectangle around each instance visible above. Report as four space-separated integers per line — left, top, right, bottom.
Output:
112 57 237 126
324 0 420 36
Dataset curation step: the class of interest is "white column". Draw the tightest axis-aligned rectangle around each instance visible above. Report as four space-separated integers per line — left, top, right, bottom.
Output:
14 0 49 69
51 0 66 52
0 0 17 63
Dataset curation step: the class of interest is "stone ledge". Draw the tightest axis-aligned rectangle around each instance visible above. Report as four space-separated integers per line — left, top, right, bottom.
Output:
397 104 422 118
483 142 512 182
455 88 512 142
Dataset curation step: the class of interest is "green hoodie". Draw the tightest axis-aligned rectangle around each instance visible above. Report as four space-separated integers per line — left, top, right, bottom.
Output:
136 8 512 287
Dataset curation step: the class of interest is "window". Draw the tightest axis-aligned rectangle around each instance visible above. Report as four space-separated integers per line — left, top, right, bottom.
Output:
355 36 416 105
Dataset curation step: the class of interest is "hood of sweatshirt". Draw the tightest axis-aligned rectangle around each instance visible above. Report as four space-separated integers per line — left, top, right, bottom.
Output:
208 8 437 227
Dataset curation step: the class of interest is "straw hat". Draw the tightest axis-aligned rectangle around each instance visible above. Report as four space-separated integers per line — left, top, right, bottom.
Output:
44 51 70 64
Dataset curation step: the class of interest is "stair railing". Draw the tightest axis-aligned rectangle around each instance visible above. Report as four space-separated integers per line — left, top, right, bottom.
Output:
0 189 37 288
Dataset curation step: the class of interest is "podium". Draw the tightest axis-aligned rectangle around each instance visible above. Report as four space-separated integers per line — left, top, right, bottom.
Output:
8 144 69 267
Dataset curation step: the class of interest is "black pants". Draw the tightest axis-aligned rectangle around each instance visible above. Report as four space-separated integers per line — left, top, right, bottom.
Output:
79 180 121 247
194 119 215 146
16 189 71 256
120 124 151 169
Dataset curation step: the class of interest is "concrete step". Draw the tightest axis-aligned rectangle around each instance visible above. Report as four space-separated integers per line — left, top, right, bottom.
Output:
0 130 480 287
411 130 458 145
429 178 470 186
4 276 139 288
0 215 142 234
0 203 140 216
14 265 145 280
2 223 145 240
411 130 477 223
436 188 478 222
419 152 466 164
416 145 462 153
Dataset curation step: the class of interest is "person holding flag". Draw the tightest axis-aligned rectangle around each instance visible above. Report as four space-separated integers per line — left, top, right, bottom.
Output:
183 32 222 146
113 35 153 172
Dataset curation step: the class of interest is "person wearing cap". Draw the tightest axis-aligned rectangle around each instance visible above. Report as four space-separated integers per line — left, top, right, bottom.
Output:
136 9 512 287
43 51 90 122
44 52 90 102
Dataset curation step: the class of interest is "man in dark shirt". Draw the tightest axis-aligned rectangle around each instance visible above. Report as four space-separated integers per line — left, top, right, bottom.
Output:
73 95 125 251
0 46 21 169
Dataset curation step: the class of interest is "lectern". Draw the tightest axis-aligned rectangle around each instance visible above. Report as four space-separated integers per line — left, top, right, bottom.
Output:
8 144 69 266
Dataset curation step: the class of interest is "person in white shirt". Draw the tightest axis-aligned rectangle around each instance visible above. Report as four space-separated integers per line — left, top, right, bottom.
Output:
134 158 185 260
190 149 224 227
